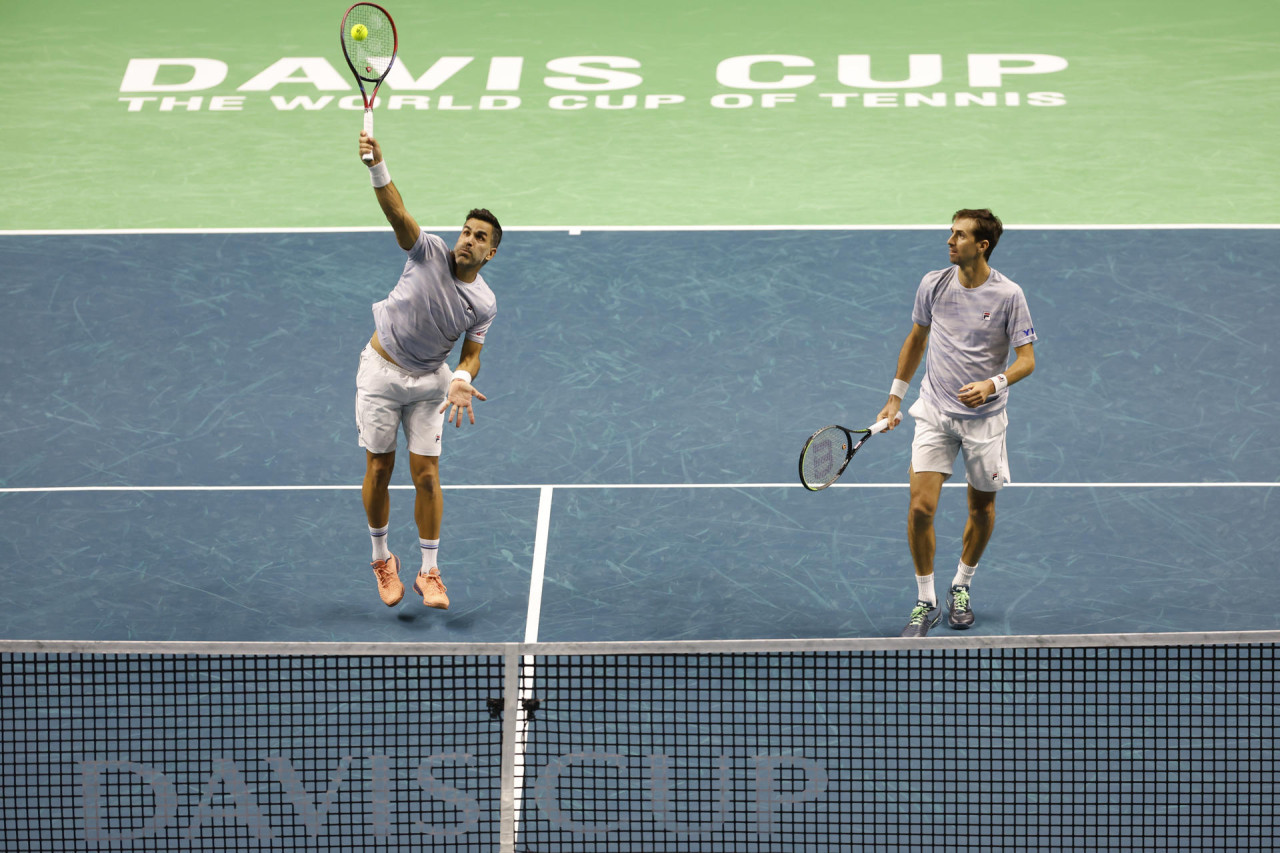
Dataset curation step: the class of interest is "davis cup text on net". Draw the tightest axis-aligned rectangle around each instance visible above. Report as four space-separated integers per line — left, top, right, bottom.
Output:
78 752 826 842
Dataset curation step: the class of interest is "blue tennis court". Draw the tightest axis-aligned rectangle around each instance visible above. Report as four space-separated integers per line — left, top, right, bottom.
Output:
2 227 1276 643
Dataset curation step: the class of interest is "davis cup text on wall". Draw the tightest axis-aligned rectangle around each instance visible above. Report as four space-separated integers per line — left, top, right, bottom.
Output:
117 54 1068 112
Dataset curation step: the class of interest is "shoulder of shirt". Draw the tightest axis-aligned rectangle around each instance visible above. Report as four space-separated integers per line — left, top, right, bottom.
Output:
919 267 956 286
987 268 1026 293
411 230 450 263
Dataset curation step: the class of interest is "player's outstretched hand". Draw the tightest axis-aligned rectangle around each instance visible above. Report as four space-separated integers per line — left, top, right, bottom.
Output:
359 131 383 165
441 378 487 427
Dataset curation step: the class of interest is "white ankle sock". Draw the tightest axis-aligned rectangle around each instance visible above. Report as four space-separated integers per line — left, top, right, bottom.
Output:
369 525 390 561
953 560 977 589
915 573 936 605
420 538 439 572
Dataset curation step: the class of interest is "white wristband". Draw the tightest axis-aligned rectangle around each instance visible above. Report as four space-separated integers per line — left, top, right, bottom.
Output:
451 369 472 386
890 379 909 400
369 161 391 188
990 373 1008 393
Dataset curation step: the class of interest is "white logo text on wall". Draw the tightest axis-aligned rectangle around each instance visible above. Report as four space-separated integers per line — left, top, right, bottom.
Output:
117 54 1069 112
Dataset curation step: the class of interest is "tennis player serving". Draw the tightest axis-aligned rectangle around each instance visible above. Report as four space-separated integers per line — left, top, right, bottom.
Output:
355 130 501 611
877 209 1037 637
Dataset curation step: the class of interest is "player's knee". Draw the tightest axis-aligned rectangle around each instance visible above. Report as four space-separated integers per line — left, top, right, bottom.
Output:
365 452 395 485
908 498 937 527
410 462 439 493
969 497 996 524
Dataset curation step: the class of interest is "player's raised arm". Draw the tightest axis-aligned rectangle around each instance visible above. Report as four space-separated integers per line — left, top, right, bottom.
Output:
359 132 420 251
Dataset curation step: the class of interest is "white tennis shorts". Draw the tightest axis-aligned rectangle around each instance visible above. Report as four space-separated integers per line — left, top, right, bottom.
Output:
908 397 1010 492
355 343 450 457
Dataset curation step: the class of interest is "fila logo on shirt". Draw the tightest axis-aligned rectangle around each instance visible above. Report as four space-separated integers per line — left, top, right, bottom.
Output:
982 311 991 320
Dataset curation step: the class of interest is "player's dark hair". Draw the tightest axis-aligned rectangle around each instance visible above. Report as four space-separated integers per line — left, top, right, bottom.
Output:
953 208 1002 260
466 208 502 248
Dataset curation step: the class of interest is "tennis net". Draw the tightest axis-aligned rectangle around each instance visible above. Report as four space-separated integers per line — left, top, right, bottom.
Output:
2 633 1276 851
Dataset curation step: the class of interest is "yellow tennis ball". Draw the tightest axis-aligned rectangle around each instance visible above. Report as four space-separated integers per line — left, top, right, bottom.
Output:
351 24 368 41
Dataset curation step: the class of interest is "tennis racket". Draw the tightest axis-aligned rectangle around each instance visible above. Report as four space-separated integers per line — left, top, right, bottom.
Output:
340 3 398 163
798 414 901 491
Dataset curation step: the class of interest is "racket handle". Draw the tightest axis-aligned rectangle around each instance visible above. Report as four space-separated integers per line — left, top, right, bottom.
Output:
869 412 903 434
361 109 374 163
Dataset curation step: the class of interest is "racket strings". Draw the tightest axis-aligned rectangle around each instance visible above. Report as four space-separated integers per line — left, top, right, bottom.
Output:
801 428 848 489
343 7 395 80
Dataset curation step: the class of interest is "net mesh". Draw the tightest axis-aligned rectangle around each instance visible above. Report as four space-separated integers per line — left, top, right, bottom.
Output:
1 652 503 850
2 639 1275 852
516 643 1278 851
342 4 396 81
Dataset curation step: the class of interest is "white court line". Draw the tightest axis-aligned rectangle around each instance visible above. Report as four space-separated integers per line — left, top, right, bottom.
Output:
0 482 1275 494
525 487 554 644
2 224 1278 236
511 486 553 853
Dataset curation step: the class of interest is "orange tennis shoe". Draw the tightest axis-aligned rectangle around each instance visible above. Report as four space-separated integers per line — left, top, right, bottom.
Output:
371 554 404 606
413 566 450 610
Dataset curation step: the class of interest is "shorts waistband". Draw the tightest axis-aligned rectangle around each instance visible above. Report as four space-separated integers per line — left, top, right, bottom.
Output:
362 342 437 378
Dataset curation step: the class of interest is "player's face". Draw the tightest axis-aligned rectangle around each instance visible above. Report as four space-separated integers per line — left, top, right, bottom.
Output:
948 218 987 266
454 218 498 269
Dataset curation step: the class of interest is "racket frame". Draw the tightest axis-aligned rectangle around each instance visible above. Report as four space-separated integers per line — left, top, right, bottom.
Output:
798 417 894 492
340 2 399 162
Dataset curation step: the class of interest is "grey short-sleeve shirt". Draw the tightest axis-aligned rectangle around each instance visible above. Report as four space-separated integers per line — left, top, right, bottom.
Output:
912 266 1036 419
371 229 497 373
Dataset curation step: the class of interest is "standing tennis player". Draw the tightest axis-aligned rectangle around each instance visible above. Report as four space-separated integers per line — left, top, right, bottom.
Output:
355 130 501 611
876 209 1037 637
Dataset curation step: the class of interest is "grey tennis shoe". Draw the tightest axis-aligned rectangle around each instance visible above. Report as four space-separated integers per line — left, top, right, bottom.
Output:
947 584 975 629
900 600 942 637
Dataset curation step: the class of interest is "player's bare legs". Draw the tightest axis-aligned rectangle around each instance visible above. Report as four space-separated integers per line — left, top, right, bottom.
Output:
961 486 997 567
907 467 947 582
363 450 396 528
944 486 997 630
902 467 947 636
364 450 404 605
408 453 442 540
409 452 449 609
